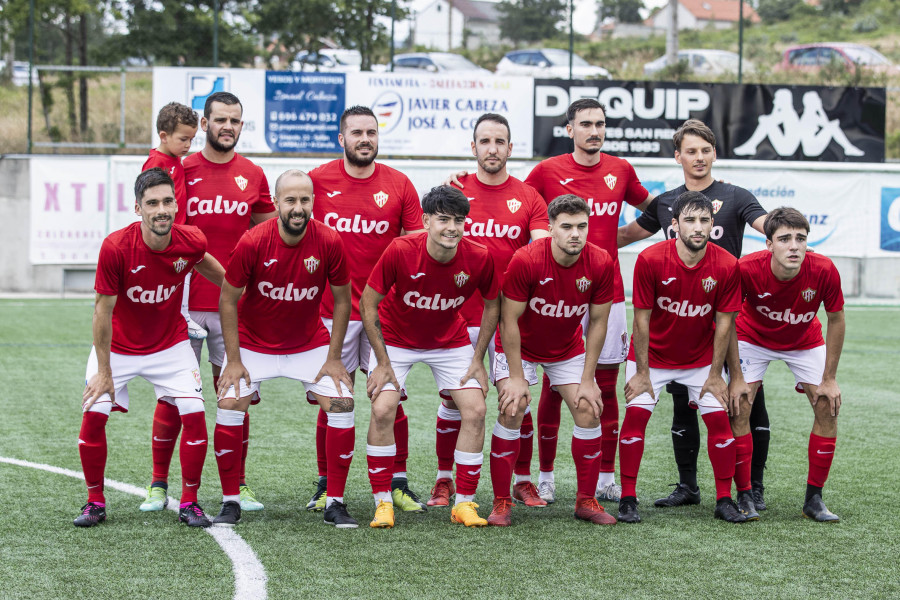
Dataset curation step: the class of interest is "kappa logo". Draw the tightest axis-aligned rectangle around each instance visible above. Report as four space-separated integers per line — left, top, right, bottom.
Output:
173 257 189 273
714 438 735 448
620 437 642 445
801 287 817 302
661 277 677 285
339 452 354 459
304 255 320 274
454 271 470 288
583 451 601 460
604 173 617 190
215 449 233 457
712 199 723 214
410 272 426 280
373 190 389 208
131 265 146 274
757 292 773 299
234 175 248 191
187 178 202 186
436 427 458 434
264 259 278 267
326 191 342 198
701 276 717 293
185 440 206 446
575 276 591 293
559 178 574 186
368 467 387 474
491 451 515 458
507 198 522 214
539 277 553 285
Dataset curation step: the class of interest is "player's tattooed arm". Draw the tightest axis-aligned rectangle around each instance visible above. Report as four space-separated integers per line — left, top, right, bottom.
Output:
725 329 750 417
818 309 846 416
194 252 225 288
497 295 531 415
361 285 400 401
217 280 252 402
83 293 117 409
624 308 654 403
322 397 354 413
701 311 735 410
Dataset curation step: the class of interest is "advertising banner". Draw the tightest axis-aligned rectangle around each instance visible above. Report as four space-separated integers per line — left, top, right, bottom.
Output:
532 80 885 162
345 72 534 158
264 72 344 153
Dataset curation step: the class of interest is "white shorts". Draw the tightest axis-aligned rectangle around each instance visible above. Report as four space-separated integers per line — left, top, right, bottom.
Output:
624 360 725 415
739 341 825 391
494 352 586 388
323 318 371 373
368 344 483 395
581 301 628 365
220 345 353 401
84 340 202 413
189 311 225 367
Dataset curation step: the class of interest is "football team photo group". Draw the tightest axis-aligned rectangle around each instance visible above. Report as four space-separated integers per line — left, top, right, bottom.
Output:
73 91 845 533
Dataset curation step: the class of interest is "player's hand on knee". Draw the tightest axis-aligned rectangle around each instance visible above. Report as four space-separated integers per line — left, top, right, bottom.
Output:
460 359 489 396
442 170 468 187
816 378 841 417
574 379 603 419
315 357 354 397
367 364 399 402
727 377 751 417
83 372 115 410
624 373 653 403
217 362 250 401
701 374 728 411
498 377 530 416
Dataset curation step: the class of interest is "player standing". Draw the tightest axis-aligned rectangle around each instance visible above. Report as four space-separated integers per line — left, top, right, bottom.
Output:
427 113 550 509
307 105 425 514
140 92 276 515
361 186 499 528
488 194 616 526
617 119 772 512
731 207 845 521
617 191 746 524
213 170 358 528
75 168 224 528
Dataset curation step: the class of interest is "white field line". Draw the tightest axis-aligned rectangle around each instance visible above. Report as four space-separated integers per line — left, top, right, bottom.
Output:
0 455 267 600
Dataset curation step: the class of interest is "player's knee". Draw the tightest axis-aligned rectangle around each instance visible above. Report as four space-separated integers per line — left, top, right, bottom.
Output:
216 396 245 412
371 401 397 425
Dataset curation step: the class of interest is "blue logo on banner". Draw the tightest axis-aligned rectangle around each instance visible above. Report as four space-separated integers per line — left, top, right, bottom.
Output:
619 180 666 226
189 75 228 111
880 188 900 252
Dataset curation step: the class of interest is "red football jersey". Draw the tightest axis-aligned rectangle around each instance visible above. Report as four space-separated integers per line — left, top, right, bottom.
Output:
310 159 423 321
94 222 207 355
736 250 843 351
525 153 648 303
142 149 187 225
629 239 740 369
500 238 614 364
182 152 275 311
455 173 549 327
367 233 498 350
225 219 349 355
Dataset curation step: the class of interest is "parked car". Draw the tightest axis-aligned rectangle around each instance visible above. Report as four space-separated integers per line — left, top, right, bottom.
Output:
0 60 38 86
777 42 898 74
644 49 751 77
291 49 361 73
495 49 610 79
386 52 491 74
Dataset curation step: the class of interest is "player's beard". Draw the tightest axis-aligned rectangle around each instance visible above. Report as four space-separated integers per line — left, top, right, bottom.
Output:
148 215 173 237
281 211 310 237
345 142 378 168
577 136 604 155
680 232 709 252
207 128 239 153
557 239 584 256
478 154 505 175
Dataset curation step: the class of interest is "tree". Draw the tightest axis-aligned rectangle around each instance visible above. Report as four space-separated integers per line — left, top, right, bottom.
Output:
497 0 567 47
598 0 645 23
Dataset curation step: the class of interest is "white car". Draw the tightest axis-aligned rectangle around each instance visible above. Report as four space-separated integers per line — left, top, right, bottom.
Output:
387 52 491 74
291 49 362 73
495 49 610 79
0 60 38 86
644 49 753 77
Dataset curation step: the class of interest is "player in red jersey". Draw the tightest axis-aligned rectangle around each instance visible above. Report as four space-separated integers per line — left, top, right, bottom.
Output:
731 207 845 522
140 92 276 516
426 113 551 509
488 194 617 526
307 105 426 514
75 168 225 528
213 170 358 528
617 191 747 524
142 102 208 342
361 186 499 529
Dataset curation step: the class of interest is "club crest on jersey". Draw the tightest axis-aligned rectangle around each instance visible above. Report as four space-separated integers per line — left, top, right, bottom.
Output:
701 276 717 293
604 173 617 190
801 287 817 302
575 276 591 293
191 368 202 386
454 271 470 287
373 191 389 208
712 199 723 214
234 175 248 191
304 255 320 274
507 198 522 214
173 257 188 273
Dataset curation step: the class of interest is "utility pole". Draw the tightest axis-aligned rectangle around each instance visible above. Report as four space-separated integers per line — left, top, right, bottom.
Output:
666 0 678 69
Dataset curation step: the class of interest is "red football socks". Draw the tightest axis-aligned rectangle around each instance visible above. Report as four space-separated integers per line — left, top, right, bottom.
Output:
393 404 409 475
537 375 563 473
734 432 753 492
572 426 603 500
179 411 207 503
808 433 836 487
618 405 652 498
514 410 534 477
595 368 620 474
702 410 737 500
150 400 181 484
78 411 109 504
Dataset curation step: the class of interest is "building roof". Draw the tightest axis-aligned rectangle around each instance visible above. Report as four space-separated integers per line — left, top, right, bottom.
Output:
678 0 760 23
452 0 500 22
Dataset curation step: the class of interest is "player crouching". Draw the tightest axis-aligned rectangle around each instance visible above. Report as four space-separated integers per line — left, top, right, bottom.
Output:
215 170 358 528
731 207 845 522
490 194 617 526
361 186 500 528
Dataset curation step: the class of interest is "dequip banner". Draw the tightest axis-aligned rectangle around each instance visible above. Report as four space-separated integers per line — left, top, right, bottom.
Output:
532 80 885 162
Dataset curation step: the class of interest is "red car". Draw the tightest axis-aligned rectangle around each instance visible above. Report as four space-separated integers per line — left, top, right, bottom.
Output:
778 42 898 73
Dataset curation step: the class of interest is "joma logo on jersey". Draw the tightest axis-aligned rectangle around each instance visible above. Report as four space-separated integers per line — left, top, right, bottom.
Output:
234 175 248 191
258 282 320 301
403 292 465 310
712 199 723 214
801 287 816 302
507 198 521 213
304 255 320 274
373 191 389 208
173 257 188 273
701 276 717 293
454 271 470 287
604 174 617 190
126 284 180 304
529 297 589 318
575 277 591 292
657 297 712 317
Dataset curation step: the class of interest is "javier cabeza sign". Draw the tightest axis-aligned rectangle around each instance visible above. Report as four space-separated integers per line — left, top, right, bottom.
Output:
532 80 885 162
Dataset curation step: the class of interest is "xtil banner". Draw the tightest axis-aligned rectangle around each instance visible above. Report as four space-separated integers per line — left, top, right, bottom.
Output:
532 80 885 162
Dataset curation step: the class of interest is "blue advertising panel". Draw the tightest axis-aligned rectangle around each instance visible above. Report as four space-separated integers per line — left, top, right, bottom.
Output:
264 72 345 153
